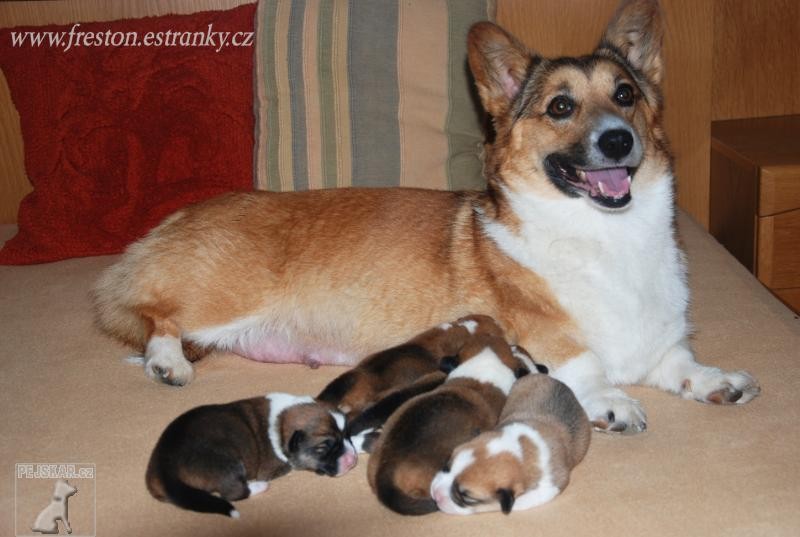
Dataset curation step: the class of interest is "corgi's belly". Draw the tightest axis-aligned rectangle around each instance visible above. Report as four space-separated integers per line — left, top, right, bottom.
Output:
186 316 357 367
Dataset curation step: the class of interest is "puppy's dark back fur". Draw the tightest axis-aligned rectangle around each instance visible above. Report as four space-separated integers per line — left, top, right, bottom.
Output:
370 381 507 515
146 397 287 516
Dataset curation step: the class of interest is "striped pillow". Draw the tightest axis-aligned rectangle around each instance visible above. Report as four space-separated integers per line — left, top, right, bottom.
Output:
255 0 493 192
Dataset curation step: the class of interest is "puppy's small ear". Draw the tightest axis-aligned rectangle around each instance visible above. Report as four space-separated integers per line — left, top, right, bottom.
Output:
468 22 532 118
439 355 460 374
597 0 664 84
288 430 306 454
497 488 515 515
514 367 530 379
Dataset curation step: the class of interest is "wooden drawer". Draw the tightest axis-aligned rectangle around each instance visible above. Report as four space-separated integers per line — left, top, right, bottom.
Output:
710 115 800 314
759 164 800 216
758 208 800 289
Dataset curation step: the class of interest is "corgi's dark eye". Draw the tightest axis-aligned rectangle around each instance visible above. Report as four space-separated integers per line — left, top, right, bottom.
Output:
547 95 574 119
614 84 635 107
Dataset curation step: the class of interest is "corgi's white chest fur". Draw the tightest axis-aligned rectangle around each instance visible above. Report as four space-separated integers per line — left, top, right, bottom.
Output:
484 176 689 383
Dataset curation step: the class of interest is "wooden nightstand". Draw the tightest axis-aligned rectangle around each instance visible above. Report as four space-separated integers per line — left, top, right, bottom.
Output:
710 115 800 314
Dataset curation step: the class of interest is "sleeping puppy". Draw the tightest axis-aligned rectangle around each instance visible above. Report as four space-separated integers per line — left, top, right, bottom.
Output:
431 374 591 515
343 338 543 454
367 335 531 515
146 393 356 517
317 314 505 418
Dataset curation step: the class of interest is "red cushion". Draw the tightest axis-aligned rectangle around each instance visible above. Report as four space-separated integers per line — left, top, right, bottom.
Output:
0 4 256 264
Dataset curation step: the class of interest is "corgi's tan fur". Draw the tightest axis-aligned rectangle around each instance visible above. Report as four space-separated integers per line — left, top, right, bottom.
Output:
93 0 759 432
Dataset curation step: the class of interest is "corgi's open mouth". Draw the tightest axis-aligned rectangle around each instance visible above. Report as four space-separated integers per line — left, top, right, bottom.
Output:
545 155 635 210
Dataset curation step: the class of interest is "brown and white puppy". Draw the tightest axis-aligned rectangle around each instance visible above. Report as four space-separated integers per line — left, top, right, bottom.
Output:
93 0 758 434
366 335 530 516
146 393 356 517
317 314 504 417
431 374 590 515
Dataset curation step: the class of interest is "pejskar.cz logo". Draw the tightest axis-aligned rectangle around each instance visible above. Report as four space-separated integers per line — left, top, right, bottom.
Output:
15 463 96 537
9 22 255 53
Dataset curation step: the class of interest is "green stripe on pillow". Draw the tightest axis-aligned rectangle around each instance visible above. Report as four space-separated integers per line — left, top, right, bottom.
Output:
255 0 491 192
317 0 339 189
348 0 401 187
447 0 491 191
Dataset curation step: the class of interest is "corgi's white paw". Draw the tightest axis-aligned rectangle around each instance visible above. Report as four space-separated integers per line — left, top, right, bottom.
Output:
144 354 194 386
681 368 760 405
583 389 647 434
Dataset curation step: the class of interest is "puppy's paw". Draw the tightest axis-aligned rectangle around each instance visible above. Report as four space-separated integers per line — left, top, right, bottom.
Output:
583 389 647 435
681 368 760 405
247 480 270 497
349 427 381 453
144 355 194 386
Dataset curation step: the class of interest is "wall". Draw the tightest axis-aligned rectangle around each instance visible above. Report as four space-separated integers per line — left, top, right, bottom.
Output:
1 0 798 226
711 0 800 121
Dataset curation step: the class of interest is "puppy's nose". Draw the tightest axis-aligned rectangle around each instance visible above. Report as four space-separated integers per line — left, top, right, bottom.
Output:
598 129 633 161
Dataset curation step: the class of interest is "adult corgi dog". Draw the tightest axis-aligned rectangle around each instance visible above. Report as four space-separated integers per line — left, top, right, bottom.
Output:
93 0 759 433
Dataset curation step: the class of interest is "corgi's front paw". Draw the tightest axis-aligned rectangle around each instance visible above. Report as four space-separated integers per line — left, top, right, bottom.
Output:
583 389 647 435
681 368 760 405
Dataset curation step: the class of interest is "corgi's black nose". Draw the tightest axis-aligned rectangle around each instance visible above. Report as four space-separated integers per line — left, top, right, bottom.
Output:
598 129 633 161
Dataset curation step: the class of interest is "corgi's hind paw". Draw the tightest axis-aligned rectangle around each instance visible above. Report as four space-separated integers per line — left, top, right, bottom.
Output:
145 355 194 386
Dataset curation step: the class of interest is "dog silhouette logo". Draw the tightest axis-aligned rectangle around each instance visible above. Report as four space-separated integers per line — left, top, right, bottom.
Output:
30 479 77 535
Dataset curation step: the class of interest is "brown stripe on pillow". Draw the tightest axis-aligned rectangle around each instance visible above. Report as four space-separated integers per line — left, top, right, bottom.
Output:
303 0 324 190
397 0 449 190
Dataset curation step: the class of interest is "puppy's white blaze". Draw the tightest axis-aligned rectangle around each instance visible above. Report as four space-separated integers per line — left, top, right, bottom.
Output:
430 449 476 515
486 423 531 460
265 393 315 463
512 427 560 512
447 348 516 395
329 410 346 432
438 322 454 331
457 319 478 334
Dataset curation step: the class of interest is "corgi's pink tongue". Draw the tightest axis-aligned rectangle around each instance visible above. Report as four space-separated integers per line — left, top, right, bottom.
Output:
584 168 630 198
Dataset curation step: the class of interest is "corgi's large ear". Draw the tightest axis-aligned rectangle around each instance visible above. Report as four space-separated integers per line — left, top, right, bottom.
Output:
597 0 664 85
467 22 532 118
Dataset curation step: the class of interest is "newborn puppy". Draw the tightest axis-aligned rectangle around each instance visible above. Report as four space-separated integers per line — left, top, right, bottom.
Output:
317 314 505 418
146 393 356 517
367 334 531 515
431 374 590 515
